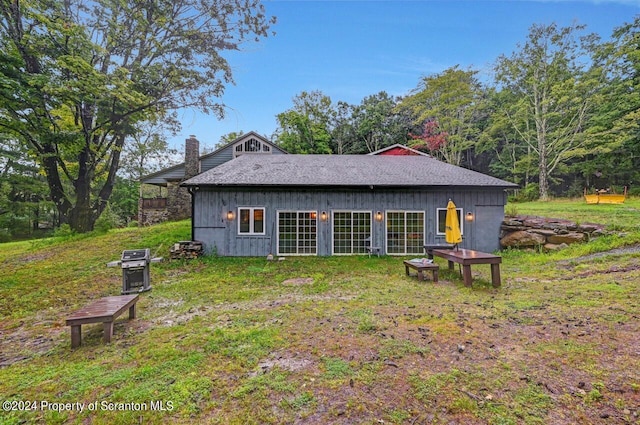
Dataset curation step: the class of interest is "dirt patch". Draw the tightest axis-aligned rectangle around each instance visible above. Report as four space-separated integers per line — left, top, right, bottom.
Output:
252 351 315 377
558 244 640 267
570 263 640 278
20 252 55 263
282 277 314 286
0 327 63 368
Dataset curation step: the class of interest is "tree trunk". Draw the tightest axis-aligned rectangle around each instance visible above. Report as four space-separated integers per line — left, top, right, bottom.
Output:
68 201 94 233
538 128 550 200
68 145 95 233
41 145 73 225
539 159 550 201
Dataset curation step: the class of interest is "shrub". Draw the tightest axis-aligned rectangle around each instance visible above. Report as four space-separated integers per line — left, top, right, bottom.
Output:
53 223 75 238
510 183 540 202
94 203 125 233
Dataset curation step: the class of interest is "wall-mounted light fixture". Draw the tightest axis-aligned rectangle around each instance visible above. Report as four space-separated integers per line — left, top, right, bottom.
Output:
320 211 328 222
375 211 383 222
465 212 474 222
226 210 235 221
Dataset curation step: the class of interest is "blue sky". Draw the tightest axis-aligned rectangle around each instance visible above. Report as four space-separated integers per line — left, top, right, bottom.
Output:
171 0 639 152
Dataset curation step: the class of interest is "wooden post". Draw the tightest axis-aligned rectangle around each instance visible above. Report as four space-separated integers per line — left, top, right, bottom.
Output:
462 265 473 287
70 325 81 349
491 264 501 287
103 321 114 343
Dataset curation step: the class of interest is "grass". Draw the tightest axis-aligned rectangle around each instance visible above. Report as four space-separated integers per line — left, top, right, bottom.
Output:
507 196 640 233
1 199 639 424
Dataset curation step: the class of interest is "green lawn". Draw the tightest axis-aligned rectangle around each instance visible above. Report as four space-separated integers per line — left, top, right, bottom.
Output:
1 200 639 424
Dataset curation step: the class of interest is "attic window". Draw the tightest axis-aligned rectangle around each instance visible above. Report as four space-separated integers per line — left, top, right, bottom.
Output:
233 138 272 157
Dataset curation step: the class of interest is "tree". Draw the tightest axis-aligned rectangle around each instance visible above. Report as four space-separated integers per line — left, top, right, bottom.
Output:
0 0 275 232
119 121 179 181
478 88 538 187
274 91 333 154
351 92 410 153
215 131 246 150
0 136 52 238
579 17 640 190
330 101 357 154
409 121 449 154
399 66 487 166
493 23 603 200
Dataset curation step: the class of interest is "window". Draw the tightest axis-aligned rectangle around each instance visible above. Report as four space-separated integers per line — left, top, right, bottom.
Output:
245 138 262 152
238 207 265 235
436 208 464 235
386 211 425 255
332 211 372 255
233 138 273 157
278 211 317 255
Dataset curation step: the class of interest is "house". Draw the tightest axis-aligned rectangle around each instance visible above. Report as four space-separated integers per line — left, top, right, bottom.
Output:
368 144 431 156
181 152 518 256
138 132 286 225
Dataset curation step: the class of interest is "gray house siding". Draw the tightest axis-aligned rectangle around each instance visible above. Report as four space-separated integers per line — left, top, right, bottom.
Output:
192 187 507 256
200 143 287 172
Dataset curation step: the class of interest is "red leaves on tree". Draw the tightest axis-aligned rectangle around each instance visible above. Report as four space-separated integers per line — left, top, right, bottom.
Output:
409 121 448 153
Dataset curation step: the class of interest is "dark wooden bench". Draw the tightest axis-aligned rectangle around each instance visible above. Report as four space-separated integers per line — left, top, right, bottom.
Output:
65 295 139 348
403 260 439 282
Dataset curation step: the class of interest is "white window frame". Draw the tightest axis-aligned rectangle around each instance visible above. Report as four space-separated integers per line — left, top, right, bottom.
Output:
385 210 426 255
331 210 372 255
276 210 317 256
237 207 266 235
436 208 464 236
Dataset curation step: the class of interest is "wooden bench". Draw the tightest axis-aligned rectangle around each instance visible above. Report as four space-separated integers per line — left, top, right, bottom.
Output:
403 260 439 282
65 295 139 348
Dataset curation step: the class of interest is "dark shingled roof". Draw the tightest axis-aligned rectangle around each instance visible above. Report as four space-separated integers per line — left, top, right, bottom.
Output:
182 154 518 188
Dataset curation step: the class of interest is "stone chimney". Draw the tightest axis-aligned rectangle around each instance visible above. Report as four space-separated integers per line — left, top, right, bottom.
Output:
184 135 200 179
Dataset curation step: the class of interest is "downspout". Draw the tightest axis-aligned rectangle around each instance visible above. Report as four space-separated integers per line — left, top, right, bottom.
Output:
188 186 198 241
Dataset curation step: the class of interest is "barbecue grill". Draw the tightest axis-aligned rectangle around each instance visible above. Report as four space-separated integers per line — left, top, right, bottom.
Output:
107 249 162 294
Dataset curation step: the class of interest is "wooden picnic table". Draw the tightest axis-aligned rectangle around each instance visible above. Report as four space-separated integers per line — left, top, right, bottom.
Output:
431 248 501 287
65 295 139 348
423 244 455 259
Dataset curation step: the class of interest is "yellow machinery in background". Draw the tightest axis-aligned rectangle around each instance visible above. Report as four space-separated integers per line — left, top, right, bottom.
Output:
584 187 627 204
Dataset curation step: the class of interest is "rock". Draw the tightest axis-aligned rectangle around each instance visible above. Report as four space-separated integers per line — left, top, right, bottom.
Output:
503 219 524 227
544 243 568 251
547 232 585 245
530 229 557 237
500 230 546 248
578 223 604 233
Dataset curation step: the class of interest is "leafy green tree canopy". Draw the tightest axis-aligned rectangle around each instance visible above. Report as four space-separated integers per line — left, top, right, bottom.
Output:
398 66 487 166
0 0 275 232
493 23 602 200
275 91 333 154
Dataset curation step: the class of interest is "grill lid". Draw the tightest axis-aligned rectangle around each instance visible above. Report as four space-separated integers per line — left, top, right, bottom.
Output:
121 259 147 269
121 249 150 261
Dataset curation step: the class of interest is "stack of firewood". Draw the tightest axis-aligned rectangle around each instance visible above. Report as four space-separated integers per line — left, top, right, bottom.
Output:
170 240 204 260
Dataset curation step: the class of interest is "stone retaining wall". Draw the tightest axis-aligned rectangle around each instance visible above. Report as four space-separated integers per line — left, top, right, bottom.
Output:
500 215 606 251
